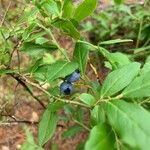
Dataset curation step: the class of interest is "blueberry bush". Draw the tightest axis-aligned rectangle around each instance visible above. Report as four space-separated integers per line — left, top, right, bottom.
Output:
0 0 150 150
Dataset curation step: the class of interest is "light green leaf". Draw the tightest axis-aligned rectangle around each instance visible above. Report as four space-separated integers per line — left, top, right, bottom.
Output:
52 19 80 39
141 55 150 75
98 47 131 69
42 0 59 16
73 42 89 75
104 100 150 150
91 105 106 125
79 93 96 106
133 45 150 54
100 62 141 97
22 127 43 150
38 105 58 146
62 0 75 18
85 124 116 150
47 61 78 82
35 37 49 45
105 52 131 69
73 0 98 22
20 42 57 56
99 39 133 45
122 71 150 98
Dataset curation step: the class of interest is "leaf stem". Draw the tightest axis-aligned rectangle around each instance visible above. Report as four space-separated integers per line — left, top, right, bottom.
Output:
73 119 90 132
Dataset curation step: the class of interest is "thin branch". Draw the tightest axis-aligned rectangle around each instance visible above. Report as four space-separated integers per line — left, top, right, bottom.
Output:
0 1 11 27
73 119 90 132
16 74 90 108
10 74 46 109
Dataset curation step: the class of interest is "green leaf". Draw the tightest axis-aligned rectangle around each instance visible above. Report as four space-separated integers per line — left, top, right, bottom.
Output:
122 71 150 98
105 52 131 69
62 0 75 18
20 42 57 56
73 0 98 22
98 47 131 69
91 105 106 125
62 125 83 138
133 45 150 54
47 101 65 112
100 62 141 97
52 19 80 39
38 105 58 146
113 0 124 5
73 42 89 75
47 61 78 82
85 124 116 150
79 93 96 106
99 39 133 45
104 100 150 150
42 0 59 16
0 69 17 75
22 128 43 150
141 55 150 75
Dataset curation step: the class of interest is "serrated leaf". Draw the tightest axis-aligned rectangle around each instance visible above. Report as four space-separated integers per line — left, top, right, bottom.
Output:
47 61 78 82
73 42 89 75
104 100 150 150
122 71 150 98
52 19 80 39
79 93 96 106
38 106 58 146
85 124 116 150
100 62 141 97
73 0 98 22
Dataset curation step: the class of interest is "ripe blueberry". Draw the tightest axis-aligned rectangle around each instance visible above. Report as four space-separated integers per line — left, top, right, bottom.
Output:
65 69 80 83
60 81 73 95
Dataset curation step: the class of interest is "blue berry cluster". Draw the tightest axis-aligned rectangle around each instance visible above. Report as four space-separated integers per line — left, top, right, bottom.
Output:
60 69 80 95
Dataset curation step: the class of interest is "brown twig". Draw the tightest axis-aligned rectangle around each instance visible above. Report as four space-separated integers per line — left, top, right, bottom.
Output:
10 73 46 109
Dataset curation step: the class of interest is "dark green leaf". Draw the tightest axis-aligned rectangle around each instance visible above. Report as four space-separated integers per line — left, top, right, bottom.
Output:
47 61 78 82
62 125 83 138
85 124 116 150
73 42 89 75
38 106 58 146
114 0 124 5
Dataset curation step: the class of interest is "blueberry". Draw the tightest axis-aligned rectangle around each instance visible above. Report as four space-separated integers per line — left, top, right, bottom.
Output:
65 69 80 83
60 81 73 95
